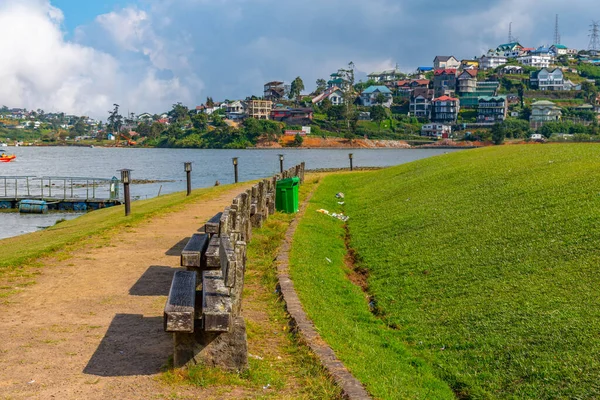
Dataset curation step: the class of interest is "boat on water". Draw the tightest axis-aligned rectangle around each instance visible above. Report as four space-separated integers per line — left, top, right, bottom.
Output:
0 154 16 162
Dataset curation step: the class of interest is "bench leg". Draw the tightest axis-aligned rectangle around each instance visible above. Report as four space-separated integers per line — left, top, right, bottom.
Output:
173 332 196 368
173 317 248 372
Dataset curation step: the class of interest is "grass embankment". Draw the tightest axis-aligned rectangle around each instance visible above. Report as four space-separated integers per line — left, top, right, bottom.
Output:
0 184 240 295
162 175 341 399
290 144 600 399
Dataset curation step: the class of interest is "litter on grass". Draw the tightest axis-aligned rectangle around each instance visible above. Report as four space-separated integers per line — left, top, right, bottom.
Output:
317 209 349 222
337 201 345 205
335 192 345 199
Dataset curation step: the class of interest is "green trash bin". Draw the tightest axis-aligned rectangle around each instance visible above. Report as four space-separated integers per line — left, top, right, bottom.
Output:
276 177 300 213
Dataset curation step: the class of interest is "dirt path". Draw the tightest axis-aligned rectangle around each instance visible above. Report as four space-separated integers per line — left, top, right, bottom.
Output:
0 184 253 400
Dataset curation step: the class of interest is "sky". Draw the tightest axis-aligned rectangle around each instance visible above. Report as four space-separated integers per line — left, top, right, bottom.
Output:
0 0 597 119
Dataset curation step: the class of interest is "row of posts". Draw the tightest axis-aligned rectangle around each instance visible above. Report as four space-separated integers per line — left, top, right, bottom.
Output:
117 153 355 216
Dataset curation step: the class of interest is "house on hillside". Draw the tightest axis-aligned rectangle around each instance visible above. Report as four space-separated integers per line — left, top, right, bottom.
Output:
226 100 247 121
457 69 478 94
530 68 564 90
500 65 524 74
270 108 313 123
327 72 350 90
477 95 507 123
395 79 430 95
431 95 460 122
137 113 153 123
493 42 524 58
551 44 569 56
461 59 480 69
409 88 434 118
530 100 561 128
247 100 273 119
433 56 460 70
421 123 451 138
264 81 287 101
479 55 508 70
433 69 458 97
360 86 393 107
517 54 553 68
367 68 404 83
312 86 344 106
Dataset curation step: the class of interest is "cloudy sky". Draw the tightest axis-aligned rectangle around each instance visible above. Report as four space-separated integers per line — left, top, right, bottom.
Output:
0 0 596 118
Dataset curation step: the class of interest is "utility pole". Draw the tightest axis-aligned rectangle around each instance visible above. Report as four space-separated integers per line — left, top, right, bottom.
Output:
589 21 600 51
554 14 561 45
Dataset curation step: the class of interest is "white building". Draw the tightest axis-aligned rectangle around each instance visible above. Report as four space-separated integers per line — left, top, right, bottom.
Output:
421 123 451 138
479 55 508 70
312 86 345 106
517 54 553 68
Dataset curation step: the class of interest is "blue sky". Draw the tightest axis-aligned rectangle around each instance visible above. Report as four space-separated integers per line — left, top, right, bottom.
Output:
51 0 129 33
0 0 597 118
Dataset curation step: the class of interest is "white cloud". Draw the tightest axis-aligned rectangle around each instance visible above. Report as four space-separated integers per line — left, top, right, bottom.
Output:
0 0 598 118
0 0 201 118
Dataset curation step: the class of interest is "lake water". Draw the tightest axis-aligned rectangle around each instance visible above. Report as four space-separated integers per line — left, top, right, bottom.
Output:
0 146 464 239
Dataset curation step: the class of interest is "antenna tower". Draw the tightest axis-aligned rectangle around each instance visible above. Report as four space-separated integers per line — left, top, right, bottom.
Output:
508 22 513 42
554 14 561 45
589 21 600 51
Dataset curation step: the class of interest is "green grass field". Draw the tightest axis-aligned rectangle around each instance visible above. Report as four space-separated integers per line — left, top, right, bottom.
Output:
290 144 600 398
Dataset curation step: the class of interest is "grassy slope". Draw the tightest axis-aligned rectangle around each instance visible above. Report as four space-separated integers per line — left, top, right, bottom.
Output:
291 144 600 399
290 176 454 399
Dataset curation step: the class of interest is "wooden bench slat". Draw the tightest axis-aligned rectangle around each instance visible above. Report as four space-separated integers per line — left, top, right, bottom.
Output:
202 270 232 332
205 235 221 269
181 233 209 268
220 234 236 288
164 270 197 333
205 212 223 235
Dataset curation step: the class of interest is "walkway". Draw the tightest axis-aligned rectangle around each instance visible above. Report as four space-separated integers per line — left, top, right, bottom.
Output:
0 185 251 399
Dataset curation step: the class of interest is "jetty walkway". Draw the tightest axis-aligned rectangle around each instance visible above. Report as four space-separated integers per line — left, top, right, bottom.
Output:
0 175 122 210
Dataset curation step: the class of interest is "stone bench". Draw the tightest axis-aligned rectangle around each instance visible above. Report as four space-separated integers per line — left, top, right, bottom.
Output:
162 163 306 372
164 213 245 370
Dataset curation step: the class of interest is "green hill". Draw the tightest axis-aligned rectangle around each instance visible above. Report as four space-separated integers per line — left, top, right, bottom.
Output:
290 144 600 399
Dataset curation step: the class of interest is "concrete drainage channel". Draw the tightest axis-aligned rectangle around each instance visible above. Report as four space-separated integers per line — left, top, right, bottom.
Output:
275 183 372 400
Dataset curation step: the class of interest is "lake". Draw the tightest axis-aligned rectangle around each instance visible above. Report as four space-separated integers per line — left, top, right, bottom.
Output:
0 146 464 239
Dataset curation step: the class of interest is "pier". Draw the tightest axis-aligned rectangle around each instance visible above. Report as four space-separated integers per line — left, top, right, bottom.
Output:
0 176 123 211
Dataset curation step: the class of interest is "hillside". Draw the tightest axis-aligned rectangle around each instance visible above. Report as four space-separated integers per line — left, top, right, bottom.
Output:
290 144 600 398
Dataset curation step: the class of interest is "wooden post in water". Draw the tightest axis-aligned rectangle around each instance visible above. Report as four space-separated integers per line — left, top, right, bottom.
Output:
349 153 353 171
279 154 284 173
184 162 192 196
119 169 132 216
232 157 239 184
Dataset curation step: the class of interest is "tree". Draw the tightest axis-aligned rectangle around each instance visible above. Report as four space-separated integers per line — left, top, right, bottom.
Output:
337 62 356 130
371 105 387 130
491 123 505 145
581 81 598 105
515 82 525 108
134 121 151 137
168 102 189 123
73 117 88 136
206 97 215 107
293 133 304 147
375 92 387 106
557 55 569 66
191 113 208 131
289 76 305 102
315 79 327 94
107 104 123 135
